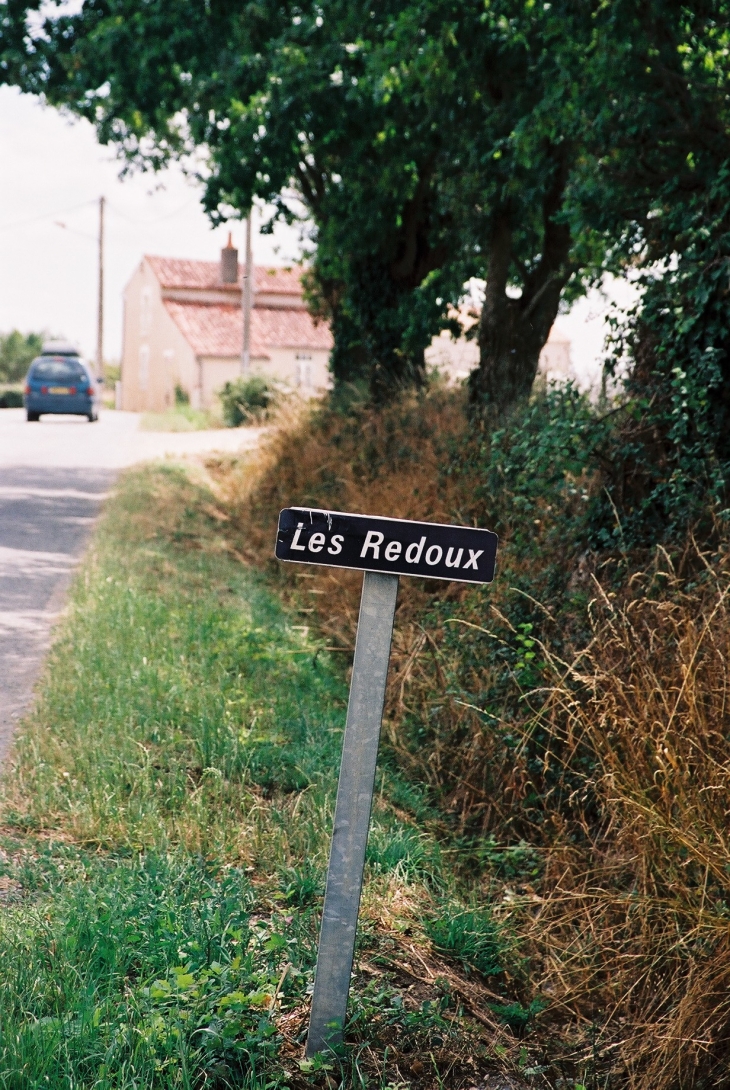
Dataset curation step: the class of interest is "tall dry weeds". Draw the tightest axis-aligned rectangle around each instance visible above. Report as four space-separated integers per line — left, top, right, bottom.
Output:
527 553 730 1087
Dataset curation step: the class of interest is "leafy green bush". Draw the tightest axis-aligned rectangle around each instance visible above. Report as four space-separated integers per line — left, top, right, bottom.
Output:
0 331 44 383
219 376 277 427
0 389 23 408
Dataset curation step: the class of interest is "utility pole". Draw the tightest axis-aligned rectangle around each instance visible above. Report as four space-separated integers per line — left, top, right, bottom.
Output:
97 195 105 380
241 210 252 377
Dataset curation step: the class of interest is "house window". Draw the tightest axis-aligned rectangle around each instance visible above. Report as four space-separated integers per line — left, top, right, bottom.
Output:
296 353 312 387
140 288 152 335
139 344 150 390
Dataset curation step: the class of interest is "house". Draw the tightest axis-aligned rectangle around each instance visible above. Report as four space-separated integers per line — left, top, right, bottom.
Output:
425 305 573 384
120 239 333 412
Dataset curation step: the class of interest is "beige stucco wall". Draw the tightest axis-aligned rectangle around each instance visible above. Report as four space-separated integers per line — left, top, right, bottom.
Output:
121 259 198 412
250 347 331 392
199 347 331 408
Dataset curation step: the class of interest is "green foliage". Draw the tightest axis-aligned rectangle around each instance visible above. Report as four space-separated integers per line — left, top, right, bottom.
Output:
0 389 24 408
0 854 293 1086
426 907 506 978
278 862 323 908
219 376 277 427
365 823 439 884
489 999 547 1036
6 0 730 411
595 166 730 541
174 382 189 406
0 330 43 383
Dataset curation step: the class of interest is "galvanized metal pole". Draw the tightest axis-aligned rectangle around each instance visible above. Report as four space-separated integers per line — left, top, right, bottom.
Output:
306 570 399 1057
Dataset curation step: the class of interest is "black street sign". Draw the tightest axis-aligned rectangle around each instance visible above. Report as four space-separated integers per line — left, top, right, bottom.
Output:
276 507 498 584
275 504 498 1059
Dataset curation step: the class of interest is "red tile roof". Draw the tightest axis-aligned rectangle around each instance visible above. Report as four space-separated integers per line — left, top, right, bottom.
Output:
146 255 304 295
164 301 333 359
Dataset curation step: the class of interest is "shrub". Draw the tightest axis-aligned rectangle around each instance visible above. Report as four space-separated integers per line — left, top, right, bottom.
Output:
0 389 23 408
219 376 277 427
0 330 44 383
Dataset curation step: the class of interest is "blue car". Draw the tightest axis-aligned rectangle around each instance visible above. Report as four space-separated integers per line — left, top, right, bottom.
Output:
24 349 100 422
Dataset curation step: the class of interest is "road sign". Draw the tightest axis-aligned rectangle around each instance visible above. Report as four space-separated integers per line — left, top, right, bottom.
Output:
275 507 498 1058
276 507 498 584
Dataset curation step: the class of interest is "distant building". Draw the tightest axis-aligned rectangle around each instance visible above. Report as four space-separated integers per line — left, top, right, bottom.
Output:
425 306 573 384
120 240 333 412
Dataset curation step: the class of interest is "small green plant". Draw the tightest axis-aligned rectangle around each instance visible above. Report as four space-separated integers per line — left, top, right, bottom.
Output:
278 862 323 907
174 382 190 406
219 376 277 426
366 823 439 883
489 998 547 1036
426 906 506 977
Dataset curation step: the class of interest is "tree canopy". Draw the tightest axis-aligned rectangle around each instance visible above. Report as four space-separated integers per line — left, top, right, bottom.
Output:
0 330 43 383
2 1 730 418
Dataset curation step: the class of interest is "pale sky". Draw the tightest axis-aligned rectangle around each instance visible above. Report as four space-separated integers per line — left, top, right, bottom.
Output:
0 85 303 363
1 83 631 383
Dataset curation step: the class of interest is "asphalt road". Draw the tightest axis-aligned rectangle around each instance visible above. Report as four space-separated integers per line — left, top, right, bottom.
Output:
0 408 261 760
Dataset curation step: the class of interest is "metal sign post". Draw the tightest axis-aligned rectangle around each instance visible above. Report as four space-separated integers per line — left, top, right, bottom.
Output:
275 507 498 1057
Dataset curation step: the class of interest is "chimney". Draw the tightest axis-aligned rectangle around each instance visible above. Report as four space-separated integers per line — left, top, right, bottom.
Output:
220 232 239 284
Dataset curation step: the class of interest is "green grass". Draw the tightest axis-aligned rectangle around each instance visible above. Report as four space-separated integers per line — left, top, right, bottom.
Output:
0 464 521 1088
140 405 224 431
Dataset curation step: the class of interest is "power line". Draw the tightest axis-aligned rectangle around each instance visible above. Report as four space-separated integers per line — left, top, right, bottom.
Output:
105 196 198 224
0 199 97 234
54 221 97 243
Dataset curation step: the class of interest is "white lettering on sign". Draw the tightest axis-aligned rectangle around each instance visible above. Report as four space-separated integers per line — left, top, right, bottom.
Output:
463 549 484 570
445 547 463 568
361 530 384 559
425 545 442 566
277 508 498 586
405 536 426 564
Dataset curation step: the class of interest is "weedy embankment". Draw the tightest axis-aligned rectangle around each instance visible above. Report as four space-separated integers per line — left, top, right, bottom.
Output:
0 462 531 1089
212 385 730 1089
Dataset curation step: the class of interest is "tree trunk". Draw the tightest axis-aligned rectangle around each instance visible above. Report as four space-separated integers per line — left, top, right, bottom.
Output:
469 153 573 412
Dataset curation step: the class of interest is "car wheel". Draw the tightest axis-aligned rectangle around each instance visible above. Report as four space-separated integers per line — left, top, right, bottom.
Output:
88 412 97 422
27 411 40 422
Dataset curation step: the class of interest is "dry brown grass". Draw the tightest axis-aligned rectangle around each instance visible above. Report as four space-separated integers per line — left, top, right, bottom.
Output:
528 554 730 1087
211 392 730 1088
208 386 475 665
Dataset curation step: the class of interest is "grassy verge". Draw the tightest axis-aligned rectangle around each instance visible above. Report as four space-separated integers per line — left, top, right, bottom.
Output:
0 463 533 1089
140 405 224 431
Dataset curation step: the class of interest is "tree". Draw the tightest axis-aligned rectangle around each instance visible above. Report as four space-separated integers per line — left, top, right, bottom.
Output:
1 0 608 406
0 330 43 383
5 1 728 417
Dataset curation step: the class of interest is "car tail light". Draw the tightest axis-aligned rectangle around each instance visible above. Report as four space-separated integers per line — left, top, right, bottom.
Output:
86 386 94 396
69 386 77 395
41 385 48 394
24 384 30 395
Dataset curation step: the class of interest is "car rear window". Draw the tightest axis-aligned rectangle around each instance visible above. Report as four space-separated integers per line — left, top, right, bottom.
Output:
30 358 88 383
